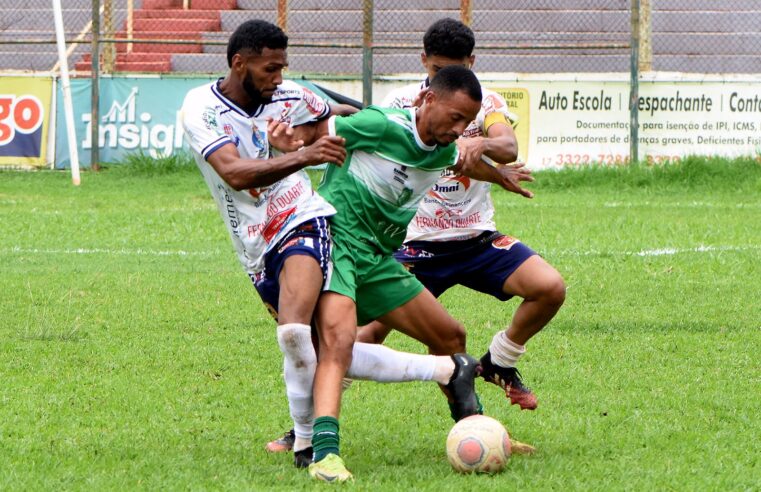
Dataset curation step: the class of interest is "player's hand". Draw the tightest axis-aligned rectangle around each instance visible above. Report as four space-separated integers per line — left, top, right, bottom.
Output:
267 118 304 152
494 162 534 198
453 137 487 175
301 135 347 167
412 88 429 108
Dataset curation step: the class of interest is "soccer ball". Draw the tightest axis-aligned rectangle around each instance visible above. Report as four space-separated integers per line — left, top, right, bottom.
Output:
446 415 511 474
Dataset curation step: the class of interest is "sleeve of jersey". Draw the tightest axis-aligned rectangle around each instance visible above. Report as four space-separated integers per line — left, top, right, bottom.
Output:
479 92 519 132
287 87 331 126
380 89 404 109
181 104 232 161
327 106 386 153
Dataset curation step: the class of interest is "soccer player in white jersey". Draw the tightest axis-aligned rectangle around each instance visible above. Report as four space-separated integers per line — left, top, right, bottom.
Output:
359 18 567 414
181 19 482 471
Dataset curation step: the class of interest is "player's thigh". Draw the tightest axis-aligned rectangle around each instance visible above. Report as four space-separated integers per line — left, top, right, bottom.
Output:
278 253 324 324
458 239 537 300
502 254 566 301
377 288 466 355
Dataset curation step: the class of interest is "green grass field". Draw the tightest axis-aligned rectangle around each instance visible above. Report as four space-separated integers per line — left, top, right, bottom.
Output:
1 157 759 490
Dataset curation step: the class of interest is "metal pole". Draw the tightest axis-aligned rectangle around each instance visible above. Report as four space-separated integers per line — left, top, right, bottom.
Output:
53 0 81 185
460 0 472 26
127 0 133 53
629 0 640 165
91 0 100 170
639 0 652 71
277 0 288 31
362 0 373 106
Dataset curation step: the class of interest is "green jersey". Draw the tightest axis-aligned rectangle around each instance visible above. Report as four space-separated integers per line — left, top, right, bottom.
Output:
319 106 458 253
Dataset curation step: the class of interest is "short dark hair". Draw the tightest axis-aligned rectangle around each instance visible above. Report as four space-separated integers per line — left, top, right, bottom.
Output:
227 20 288 67
429 65 482 103
423 18 475 59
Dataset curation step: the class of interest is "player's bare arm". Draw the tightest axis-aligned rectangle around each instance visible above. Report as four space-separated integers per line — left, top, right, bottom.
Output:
206 136 346 190
453 149 534 199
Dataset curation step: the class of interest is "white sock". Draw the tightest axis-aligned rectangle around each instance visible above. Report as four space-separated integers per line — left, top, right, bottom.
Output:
348 342 448 383
489 331 526 368
277 323 316 452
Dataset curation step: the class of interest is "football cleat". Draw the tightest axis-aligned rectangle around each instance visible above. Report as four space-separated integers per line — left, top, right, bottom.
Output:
265 428 295 453
294 446 313 468
308 453 353 482
445 353 482 422
479 351 538 410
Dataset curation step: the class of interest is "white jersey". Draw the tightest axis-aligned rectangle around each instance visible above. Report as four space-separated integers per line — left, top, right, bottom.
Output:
382 80 516 242
181 79 336 273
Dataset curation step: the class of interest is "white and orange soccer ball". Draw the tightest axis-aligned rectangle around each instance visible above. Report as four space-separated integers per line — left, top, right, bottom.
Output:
446 415 511 474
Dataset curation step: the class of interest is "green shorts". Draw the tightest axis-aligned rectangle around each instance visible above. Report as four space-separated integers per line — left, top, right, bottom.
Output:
326 232 424 325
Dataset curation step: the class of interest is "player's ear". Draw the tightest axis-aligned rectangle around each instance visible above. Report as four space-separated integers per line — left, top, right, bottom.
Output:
231 52 246 74
420 52 427 67
467 55 475 69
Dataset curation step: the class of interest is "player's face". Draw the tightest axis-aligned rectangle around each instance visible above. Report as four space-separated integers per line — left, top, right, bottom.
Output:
423 89 481 145
240 47 287 102
421 53 475 82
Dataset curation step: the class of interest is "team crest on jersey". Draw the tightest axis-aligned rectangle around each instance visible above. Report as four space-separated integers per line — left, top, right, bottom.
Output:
223 124 240 146
492 235 520 250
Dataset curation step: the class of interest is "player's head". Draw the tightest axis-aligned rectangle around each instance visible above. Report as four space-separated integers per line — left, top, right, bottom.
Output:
227 20 289 102
419 65 482 145
421 18 476 83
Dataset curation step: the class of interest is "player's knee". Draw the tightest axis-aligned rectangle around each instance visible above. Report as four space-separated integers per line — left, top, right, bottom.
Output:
433 320 466 355
541 274 567 308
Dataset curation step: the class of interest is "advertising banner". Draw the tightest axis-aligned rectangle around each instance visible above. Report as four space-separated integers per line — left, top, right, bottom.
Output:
55 76 215 168
487 79 761 170
0 76 53 167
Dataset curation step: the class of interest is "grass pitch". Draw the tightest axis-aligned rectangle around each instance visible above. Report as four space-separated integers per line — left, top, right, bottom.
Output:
1 157 759 490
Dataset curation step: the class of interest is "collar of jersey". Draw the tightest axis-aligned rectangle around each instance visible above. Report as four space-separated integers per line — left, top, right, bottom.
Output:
408 107 436 151
211 78 263 118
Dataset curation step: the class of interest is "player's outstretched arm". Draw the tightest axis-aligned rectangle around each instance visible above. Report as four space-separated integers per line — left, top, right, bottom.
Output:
206 137 346 190
454 155 534 199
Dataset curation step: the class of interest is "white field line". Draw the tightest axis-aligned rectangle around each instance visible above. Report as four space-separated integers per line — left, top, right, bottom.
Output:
3 245 760 258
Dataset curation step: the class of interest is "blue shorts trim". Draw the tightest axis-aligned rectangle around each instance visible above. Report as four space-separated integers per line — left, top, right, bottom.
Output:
249 217 331 317
394 231 536 301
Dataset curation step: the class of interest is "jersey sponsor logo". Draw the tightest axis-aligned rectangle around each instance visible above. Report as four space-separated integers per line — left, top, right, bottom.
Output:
400 245 434 258
262 206 297 243
251 125 267 152
265 181 306 216
302 88 326 116
277 236 314 254
428 175 471 201
462 123 483 139
415 211 482 229
202 107 218 130
492 235 520 250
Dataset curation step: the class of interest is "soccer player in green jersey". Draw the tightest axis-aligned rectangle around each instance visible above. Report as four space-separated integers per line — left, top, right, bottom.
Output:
306 65 533 482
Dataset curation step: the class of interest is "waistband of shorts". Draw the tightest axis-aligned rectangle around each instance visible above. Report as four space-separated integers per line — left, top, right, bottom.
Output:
403 230 502 254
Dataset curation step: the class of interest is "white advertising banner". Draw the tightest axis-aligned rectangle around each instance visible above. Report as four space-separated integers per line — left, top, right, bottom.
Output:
482 76 761 169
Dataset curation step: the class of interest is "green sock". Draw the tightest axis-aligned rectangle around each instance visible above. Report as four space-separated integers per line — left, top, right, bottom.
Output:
312 416 340 462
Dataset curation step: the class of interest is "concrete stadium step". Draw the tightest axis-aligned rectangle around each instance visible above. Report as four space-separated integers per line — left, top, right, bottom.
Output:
654 33 761 56
0 0 89 8
133 17 221 32
81 52 172 63
170 51 630 75
653 11 761 33
142 0 236 9
655 55 761 73
1 52 59 71
134 9 221 20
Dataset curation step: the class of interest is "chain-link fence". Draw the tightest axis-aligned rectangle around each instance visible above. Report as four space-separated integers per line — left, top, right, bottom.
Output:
2 1 761 76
